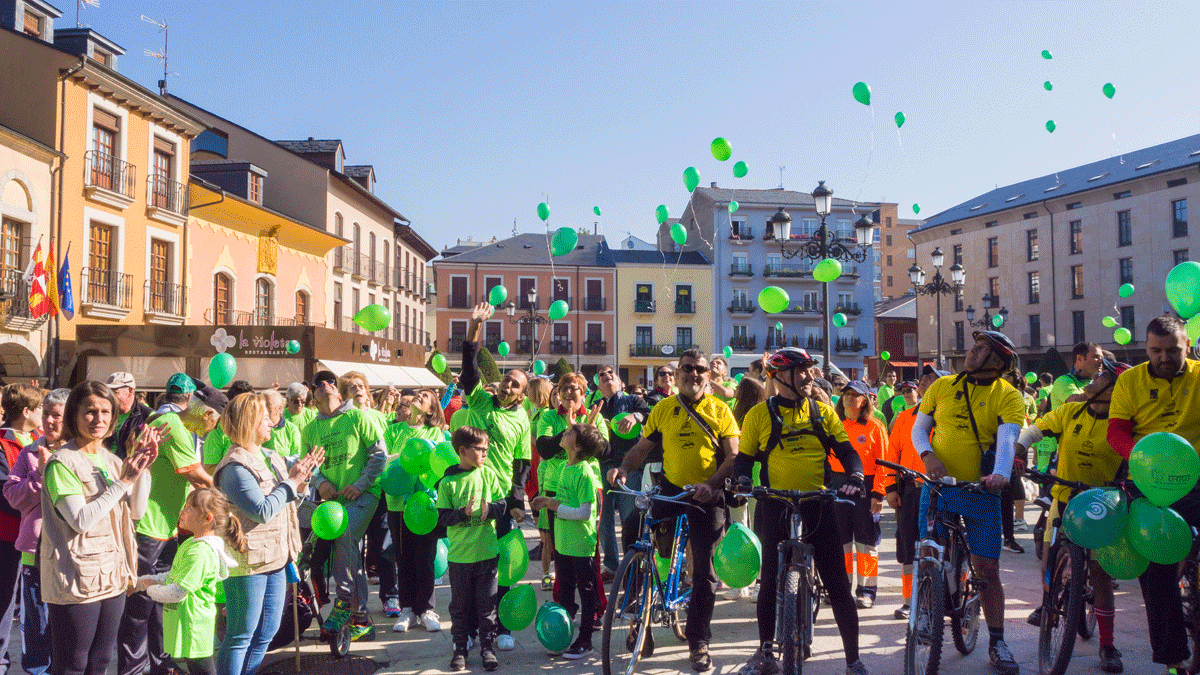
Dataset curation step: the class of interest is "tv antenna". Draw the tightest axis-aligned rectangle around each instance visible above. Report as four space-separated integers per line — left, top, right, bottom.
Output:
778 165 786 189
76 0 98 27
512 218 518 236
140 15 178 95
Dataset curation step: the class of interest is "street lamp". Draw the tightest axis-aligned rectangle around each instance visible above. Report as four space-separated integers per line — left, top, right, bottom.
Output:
965 297 1008 328
773 181 874 378
505 289 553 368
909 247 966 369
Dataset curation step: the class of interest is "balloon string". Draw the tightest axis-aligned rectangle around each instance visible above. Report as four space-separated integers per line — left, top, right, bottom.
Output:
852 105 876 203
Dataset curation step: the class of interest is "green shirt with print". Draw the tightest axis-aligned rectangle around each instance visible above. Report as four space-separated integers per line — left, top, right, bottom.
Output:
162 536 224 659
141 413 201 540
282 406 317 433
382 422 444 511
436 466 501 564
554 460 601 557
266 419 302 458
301 406 386 496
465 384 531 498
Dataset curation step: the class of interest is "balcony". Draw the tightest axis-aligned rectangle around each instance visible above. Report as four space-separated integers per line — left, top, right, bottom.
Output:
0 269 46 331
549 340 572 354
79 267 133 319
729 226 754 241
84 150 136 209
803 336 827 350
357 254 371 282
143 280 187 324
836 338 868 353
368 260 385 287
516 338 534 354
729 335 757 352
146 176 188 225
727 302 756 315
834 303 863 315
550 295 573 309
447 335 466 353
633 299 655 313
763 264 808 278
584 340 608 355
730 262 753 276
202 308 326 327
448 294 472 309
484 335 502 351
629 343 671 358
333 247 348 273
382 266 394 290
779 305 821 315
674 300 694 314
581 296 606 311
394 267 406 290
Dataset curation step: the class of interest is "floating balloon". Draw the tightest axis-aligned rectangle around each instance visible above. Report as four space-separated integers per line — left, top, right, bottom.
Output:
499 584 536 631
548 300 569 321
209 353 237 389
1062 488 1128 550
593 374 599 386
1041 49 1053 59
537 202 550 221
498 530 530 586
655 204 669 224
1043 81 1053 91
312 501 347 540
497 341 510 356
1114 327 1132 345
714 523 762 588
532 360 546 375
1126 498 1191 565
551 227 578 256
733 161 748 178
728 200 739 213
710 137 732 161
488 285 508 306
1102 316 1117 328
1166 261 1200 319
429 441 458 479
1095 531 1149 580
1045 120 1056 133
1103 82 1116 99
1118 283 1135 298
593 206 602 216
670 222 687 246
1025 372 1037 384
912 204 920 215
1189 316 1200 345
851 81 871 106
431 353 448 374
775 322 784 332
434 538 449 579
418 470 439 490
285 340 300 354
992 313 1005 328
880 351 891 361
610 412 641 440
535 602 575 653
683 166 700 193
894 111 905 128
404 491 438 535
734 373 744 383
1130 432 1200 506
353 304 391 332
399 437 434 476
723 345 733 359
758 286 790 314
812 258 842 283
382 459 409 498
832 313 848 328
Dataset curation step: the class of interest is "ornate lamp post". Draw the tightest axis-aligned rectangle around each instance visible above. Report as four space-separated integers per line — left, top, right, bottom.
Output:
965 298 1008 328
909 247 966 369
505 289 552 368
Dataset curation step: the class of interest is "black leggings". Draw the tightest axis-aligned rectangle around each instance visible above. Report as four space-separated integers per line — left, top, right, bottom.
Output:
175 657 215 675
754 498 859 664
49 593 126 675
554 552 598 643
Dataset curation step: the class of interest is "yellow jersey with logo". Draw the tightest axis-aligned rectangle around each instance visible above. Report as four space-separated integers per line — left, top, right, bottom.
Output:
738 399 848 491
918 375 1025 482
1109 359 1200 449
1034 402 1122 502
642 394 740 487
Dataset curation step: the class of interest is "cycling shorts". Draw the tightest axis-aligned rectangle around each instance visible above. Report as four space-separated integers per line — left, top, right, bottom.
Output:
917 483 1002 560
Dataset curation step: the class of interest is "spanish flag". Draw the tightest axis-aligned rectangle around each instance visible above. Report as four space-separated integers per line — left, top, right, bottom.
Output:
45 241 58 317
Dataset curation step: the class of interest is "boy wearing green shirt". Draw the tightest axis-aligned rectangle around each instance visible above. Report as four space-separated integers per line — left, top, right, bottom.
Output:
436 426 506 672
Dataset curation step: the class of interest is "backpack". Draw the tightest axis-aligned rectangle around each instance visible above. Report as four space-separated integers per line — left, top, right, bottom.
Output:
756 396 836 488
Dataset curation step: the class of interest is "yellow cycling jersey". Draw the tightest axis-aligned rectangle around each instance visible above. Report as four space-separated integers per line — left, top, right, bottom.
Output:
918 374 1025 482
738 398 848 491
642 394 740 488
1109 359 1200 449
1034 402 1123 502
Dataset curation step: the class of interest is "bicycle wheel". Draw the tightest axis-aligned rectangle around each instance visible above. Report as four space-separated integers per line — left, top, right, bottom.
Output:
905 561 944 675
799 563 815 662
670 554 689 642
811 570 823 623
1039 541 1085 675
950 546 980 655
1078 581 1096 641
1180 559 1200 675
1033 512 1047 561
777 563 804 675
603 550 654 675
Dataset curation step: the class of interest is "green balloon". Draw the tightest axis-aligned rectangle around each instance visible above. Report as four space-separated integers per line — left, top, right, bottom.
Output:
832 313 847 328
498 529 530 586
285 340 301 354
880 351 891 361
312 501 347 540
1062 487 1128 549
532 360 546 375
1188 316 1200 345
710 137 732 161
593 374 599 386
1103 82 1115 99
404 491 438 535
1025 372 1037 384
670 222 687 246
1046 120 1056 133
723 345 733 359
497 341 510 356
851 81 871 106
1166 261 1200 319
894 111 906 128
775 322 784 331
382 459 410 498
551 227 578 256
537 202 550 221
734 373 744 383
610 412 641 440
429 441 458 478
353 303 391 332
1102 316 1117 328
812 258 843 283
713 523 762 588
1130 432 1200 506
912 204 920 215
1118 282 1135 298
208 353 237 389
488 285 508 305
1043 81 1053 91
399 437 434 476
757 286 790 314
499 584 537 631
992 313 1005 328
548 299 569 321
654 553 670 581
1095 532 1149 580
733 161 748 178
434 538 449 579
593 206 602 216
683 166 700 193
431 353 448 374
1041 49 1053 59
535 602 575 653
1126 498 1191 565
655 204 669 224
418 470 439 490
1114 327 1132 345
728 200 739 213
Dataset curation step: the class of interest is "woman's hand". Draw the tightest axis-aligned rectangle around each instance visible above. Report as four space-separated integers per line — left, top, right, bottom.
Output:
289 447 324 487
585 402 603 426
120 427 161 485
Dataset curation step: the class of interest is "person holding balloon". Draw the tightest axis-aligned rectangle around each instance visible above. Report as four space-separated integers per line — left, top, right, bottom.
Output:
593 366 651 576
1016 361 1129 674
707 357 737 408
1107 315 1200 674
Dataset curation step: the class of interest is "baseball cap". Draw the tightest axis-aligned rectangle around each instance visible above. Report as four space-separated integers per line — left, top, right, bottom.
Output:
922 364 951 378
898 380 918 391
842 380 872 396
312 370 338 388
166 373 196 395
192 383 229 414
105 372 135 390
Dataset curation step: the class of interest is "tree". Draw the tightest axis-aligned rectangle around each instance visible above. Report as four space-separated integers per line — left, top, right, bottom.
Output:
553 357 573 381
477 347 503 385
426 350 452 385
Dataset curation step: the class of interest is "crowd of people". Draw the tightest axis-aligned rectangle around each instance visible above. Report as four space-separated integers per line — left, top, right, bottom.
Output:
3 308 1200 675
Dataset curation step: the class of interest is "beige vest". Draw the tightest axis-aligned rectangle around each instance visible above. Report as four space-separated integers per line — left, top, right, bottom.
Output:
39 445 137 605
214 445 301 576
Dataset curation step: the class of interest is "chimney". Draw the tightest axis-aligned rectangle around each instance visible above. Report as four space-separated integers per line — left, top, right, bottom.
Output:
711 182 719 189
593 222 598 235
308 137 314 141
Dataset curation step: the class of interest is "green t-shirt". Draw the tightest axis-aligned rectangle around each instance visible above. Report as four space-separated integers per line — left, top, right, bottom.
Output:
382 422 443 511
201 425 232 466
554 460 601 557
534 409 609 496
266 420 302 458
44 451 115 504
435 466 501 564
282 407 317 433
877 384 895 404
162 536 225 659
141 413 201 540
465 384 531 498
1050 372 1089 410
449 407 471 432
301 406 386 497
362 407 389 428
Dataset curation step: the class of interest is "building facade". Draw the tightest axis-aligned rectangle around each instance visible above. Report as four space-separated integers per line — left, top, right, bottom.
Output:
870 295 918 381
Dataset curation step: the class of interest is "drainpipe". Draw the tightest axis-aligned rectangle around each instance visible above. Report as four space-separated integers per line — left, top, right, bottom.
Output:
52 58 86 387
1041 199 1057 350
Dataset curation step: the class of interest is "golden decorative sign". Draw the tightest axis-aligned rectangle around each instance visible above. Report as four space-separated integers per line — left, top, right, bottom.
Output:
257 227 279 276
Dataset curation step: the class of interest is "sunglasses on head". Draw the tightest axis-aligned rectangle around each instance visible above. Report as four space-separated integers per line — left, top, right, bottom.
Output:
678 364 709 374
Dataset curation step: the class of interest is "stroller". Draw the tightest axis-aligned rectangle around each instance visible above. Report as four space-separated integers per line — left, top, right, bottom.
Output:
268 501 340 655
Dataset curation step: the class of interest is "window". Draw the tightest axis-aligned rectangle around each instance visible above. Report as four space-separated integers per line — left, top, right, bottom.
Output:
333 282 342 330
352 223 361 275
1174 199 1188 238
767 324 784 348
835 219 853 240
1069 220 1082 254
1073 310 1086 345
586 323 603 348
1175 249 1190 265
635 284 654 311
248 173 262 204
295 291 308 324
213 273 232 324
765 253 782 273
1066 202 1082 210
149 239 171 312
950 228 962 236
382 240 390 283
449 276 469 308
886 235 893 246
954 321 965 352
985 220 998 228
635 326 653 347
732 325 748 340
484 276 502 301
801 290 818 311
23 10 42 38
903 333 917 355
1113 190 1131 200
1071 265 1084 298
91 110 119 191
731 218 749 239
551 278 569 303
886 217 893 228
1023 212 1038 220
954 291 964 312
93 49 111 67
987 237 998 267
553 322 569 347
676 326 693 349
151 138 174 209
1119 258 1133 285
368 232 377 278
585 278 603 310
731 252 749 274
732 288 749 306
255 278 272 324
675 285 692 312
907 248 915 258
885 254 892 267
1168 178 1188 189
1026 229 1039 261
800 218 818 237
887 275 893 287
1117 210 1131 247
952 244 963 265
1030 315 1041 348
988 278 1000 306
518 277 536 308
1120 305 1136 333
88 222 114 304
1027 271 1040 304
333 213 344 269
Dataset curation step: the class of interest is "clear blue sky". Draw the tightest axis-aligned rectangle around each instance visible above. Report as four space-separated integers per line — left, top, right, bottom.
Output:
84 0 1200 253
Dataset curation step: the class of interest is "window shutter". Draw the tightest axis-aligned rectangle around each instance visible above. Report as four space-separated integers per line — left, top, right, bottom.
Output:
153 137 175 155
23 11 41 37
94 109 119 132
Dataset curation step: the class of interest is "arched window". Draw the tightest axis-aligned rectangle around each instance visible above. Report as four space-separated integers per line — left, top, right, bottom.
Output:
333 213 344 269
213 272 231 323
382 239 390 285
295 290 309 325
353 223 361 275
255 278 273 324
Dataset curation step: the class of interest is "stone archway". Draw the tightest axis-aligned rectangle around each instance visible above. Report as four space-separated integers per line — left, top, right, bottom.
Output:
0 338 42 382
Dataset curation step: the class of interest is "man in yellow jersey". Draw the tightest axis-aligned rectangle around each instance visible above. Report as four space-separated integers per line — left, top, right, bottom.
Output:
607 349 739 673
1107 315 1200 675
911 331 1025 675
732 348 868 675
1019 360 1129 673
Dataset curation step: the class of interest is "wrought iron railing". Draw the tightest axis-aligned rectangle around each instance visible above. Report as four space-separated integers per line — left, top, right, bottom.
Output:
147 175 188 215
144 280 186 316
80 267 133 309
85 150 136 199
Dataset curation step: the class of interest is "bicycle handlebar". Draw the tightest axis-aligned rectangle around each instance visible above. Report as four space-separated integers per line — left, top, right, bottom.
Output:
1023 467 1113 494
606 481 703 512
874 458 991 495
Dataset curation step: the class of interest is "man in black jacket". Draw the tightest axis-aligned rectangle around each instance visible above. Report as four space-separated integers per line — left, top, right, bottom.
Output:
594 366 652 575
105 372 153 459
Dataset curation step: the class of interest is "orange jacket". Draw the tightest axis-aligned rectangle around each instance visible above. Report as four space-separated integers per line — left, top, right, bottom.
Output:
881 405 925 495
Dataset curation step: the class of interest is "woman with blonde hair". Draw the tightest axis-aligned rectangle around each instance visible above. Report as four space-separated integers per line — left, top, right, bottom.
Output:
213 393 322 675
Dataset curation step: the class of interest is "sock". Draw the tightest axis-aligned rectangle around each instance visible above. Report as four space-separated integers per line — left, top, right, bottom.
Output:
844 550 853 576
1095 608 1115 647
901 572 912 603
989 626 1005 648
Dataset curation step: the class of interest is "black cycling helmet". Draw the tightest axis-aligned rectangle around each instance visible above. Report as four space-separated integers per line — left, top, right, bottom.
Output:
766 347 818 373
971 330 1018 370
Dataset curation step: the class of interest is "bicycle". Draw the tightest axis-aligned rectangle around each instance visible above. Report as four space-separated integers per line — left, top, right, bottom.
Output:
1179 530 1200 675
875 459 985 675
601 482 696 675
733 481 852 675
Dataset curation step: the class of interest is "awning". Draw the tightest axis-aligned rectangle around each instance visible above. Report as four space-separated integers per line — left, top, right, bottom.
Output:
88 356 189 389
318 360 447 389
200 357 306 389
881 360 917 367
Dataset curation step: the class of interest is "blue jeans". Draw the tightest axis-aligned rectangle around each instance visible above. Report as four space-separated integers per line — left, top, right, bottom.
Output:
218 568 286 675
20 565 50 675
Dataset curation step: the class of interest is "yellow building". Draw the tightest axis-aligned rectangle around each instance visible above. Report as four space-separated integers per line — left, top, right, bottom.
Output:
612 250 712 387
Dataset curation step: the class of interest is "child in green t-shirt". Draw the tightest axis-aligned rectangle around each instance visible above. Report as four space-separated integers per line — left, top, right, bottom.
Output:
138 488 242 675
531 423 606 660
436 426 506 672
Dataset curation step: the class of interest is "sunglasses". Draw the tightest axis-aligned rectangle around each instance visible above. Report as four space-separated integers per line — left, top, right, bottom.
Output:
656 370 675 377
678 364 709 375
597 370 615 376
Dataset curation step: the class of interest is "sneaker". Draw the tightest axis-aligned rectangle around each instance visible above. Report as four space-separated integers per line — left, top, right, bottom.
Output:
747 584 760 602
529 542 543 559
739 645 780 675
481 646 499 672
1098 645 1123 673
420 609 442 632
856 595 875 609
690 642 713 672
1033 495 1052 510
602 568 616 584
1026 607 1042 627
392 609 417 632
542 575 555 591
562 642 595 660
383 598 401 617
846 660 869 675
321 599 352 632
349 619 376 642
725 586 750 601
496 633 516 651
894 604 910 620
450 650 467 671
988 639 1020 675
1003 539 1025 554
1013 518 1029 532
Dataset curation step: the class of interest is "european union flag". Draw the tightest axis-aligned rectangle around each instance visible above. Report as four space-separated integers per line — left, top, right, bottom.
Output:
58 244 73 320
